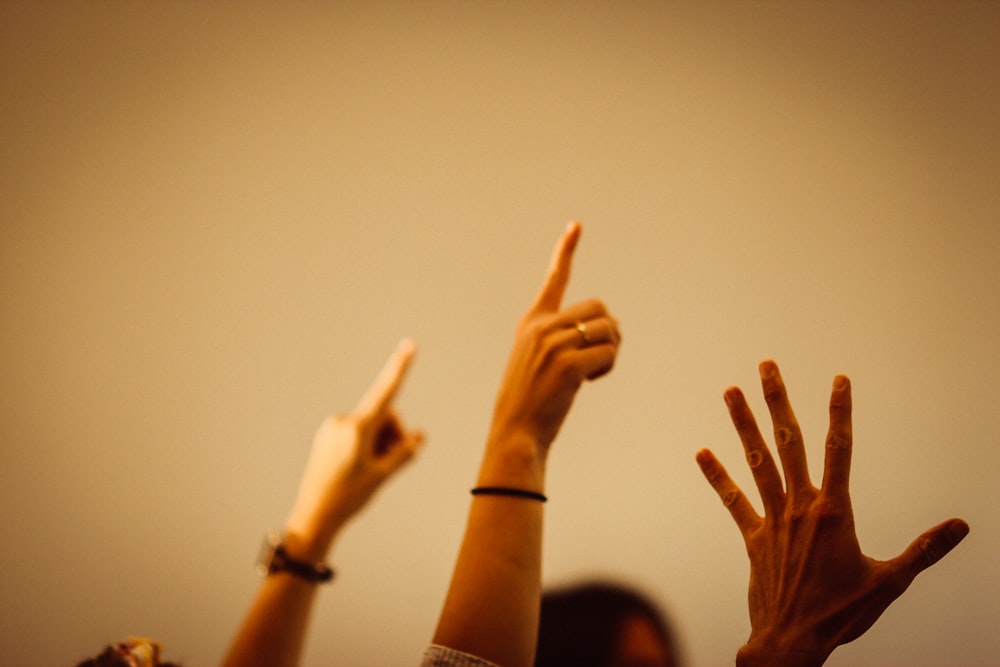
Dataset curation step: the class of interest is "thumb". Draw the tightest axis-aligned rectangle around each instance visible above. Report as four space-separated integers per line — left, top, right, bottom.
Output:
380 430 426 475
893 518 970 582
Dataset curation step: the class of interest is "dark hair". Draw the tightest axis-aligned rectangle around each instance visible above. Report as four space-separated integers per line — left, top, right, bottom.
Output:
534 581 681 667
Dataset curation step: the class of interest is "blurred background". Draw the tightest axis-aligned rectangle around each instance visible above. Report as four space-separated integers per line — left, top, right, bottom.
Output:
1 2 997 665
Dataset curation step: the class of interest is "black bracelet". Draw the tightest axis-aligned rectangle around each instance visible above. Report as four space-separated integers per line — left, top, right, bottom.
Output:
470 486 547 502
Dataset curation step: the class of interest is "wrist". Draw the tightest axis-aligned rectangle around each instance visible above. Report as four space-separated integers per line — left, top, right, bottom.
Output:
477 430 547 492
278 526 329 562
284 487 368 561
282 512 349 562
736 636 830 667
258 532 335 584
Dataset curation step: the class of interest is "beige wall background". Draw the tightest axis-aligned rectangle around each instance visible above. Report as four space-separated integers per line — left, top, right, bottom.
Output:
2 2 997 665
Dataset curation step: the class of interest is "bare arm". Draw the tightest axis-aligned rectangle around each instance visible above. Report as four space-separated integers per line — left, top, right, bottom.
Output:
432 222 621 667
697 360 969 667
222 340 424 667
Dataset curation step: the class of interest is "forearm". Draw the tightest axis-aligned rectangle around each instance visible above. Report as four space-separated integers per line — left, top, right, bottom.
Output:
221 574 317 667
431 221 614 667
223 340 423 667
433 500 543 667
432 439 547 667
221 529 342 667
736 644 829 667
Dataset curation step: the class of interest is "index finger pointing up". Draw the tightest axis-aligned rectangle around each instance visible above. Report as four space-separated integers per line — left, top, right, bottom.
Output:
529 221 582 314
355 338 417 417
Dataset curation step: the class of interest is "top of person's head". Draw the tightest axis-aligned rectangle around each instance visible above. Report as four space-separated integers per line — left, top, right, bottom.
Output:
535 581 682 667
76 639 180 667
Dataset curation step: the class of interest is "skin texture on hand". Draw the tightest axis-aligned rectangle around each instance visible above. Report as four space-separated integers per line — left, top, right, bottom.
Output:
697 361 969 667
433 221 622 667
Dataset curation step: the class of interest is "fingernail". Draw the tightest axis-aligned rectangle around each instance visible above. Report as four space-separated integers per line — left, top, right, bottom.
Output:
723 388 738 407
759 360 776 379
834 375 848 390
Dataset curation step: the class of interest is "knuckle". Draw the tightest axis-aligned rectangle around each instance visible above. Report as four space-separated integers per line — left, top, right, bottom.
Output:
828 396 849 412
722 489 741 507
600 342 619 363
918 536 944 567
745 449 765 469
552 353 584 382
825 432 850 451
703 468 723 485
774 426 799 449
522 318 547 340
785 501 810 523
762 383 785 404
698 456 723 483
538 332 561 360
583 297 608 315
812 497 848 522
729 411 755 434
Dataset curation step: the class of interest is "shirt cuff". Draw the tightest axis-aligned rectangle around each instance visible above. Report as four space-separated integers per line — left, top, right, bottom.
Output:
421 644 501 667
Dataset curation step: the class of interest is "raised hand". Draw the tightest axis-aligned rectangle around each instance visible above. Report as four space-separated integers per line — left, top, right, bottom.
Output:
284 339 425 558
223 340 425 667
483 221 621 488
697 360 969 667
431 221 622 667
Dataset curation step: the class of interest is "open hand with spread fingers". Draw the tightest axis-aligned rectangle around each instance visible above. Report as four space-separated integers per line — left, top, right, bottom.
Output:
696 360 969 667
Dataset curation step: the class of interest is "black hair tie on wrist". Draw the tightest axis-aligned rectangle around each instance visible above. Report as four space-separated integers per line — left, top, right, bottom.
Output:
471 486 548 502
